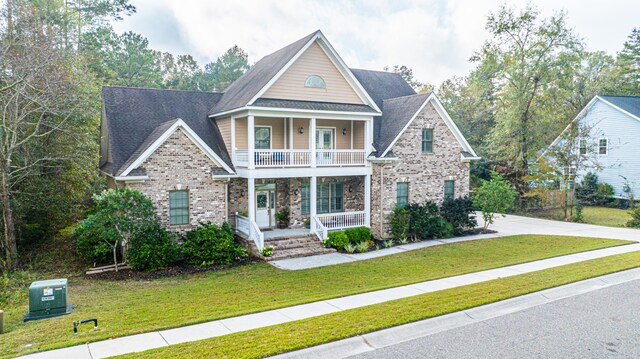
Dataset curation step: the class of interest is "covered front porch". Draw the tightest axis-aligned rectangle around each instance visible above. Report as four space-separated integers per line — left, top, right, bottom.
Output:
231 175 371 250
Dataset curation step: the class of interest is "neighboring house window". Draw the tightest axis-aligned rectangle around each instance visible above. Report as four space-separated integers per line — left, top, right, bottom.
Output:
598 138 608 155
579 139 587 155
444 180 455 200
305 75 326 89
567 180 575 190
301 182 344 215
396 182 409 208
255 126 271 149
169 190 189 225
422 128 433 153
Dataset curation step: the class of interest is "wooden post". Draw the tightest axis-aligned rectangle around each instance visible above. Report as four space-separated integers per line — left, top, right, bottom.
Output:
0 310 4 334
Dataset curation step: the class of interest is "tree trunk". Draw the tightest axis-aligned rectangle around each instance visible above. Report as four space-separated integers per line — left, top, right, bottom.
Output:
112 242 118 272
1 169 18 271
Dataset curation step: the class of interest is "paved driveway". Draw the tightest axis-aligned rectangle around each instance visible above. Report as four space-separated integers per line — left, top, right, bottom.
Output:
349 277 640 359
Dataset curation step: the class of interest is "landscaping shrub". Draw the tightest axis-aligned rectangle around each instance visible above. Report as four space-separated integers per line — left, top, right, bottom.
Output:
182 222 247 266
407 202 452 240
75 215 117 265
127 222 179 272
472 171 517 229
390 207 410 241
627 205 640 228
344 226 372 244
439 197 477 235
576 172 614 206
327 231 349 250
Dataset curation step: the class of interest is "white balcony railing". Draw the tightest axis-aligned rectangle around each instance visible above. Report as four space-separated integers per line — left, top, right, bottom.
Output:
235 212 264 250
234 149 366 168
316 211 368 231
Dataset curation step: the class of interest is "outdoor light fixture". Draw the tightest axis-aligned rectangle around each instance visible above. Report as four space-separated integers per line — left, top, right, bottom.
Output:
342 128 347 135
348 186 353 192
299 127 304 134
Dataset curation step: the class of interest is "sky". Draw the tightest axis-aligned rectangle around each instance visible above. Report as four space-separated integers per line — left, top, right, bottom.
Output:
112 0 640 87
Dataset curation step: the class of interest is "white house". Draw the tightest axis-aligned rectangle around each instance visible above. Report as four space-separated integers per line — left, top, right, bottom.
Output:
548 95 640 198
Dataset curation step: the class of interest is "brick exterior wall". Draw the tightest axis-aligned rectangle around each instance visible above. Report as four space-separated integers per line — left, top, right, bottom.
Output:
125 129 228 232
371 102 470 239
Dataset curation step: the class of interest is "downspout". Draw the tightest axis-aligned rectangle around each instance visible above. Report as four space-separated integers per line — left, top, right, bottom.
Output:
379 165 384 239
224 181 228 222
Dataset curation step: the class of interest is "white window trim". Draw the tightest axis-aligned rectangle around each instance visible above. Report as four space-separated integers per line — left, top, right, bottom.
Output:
254 125 273 150
598 137 608 156
305 75 326 89
316 126 336 150
578 139 587 155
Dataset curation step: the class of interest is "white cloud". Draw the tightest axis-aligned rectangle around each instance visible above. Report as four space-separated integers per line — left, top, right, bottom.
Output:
114 0 640 86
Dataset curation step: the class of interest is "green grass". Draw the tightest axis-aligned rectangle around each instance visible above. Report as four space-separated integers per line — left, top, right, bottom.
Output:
1 234 631 358
525 206 632 227
120 250 640 359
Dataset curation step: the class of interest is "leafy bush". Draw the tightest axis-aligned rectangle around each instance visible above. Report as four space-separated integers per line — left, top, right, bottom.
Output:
472 171 517 229
127 222 179 272
327 231 349 250
439 197 477 235
627 205 640 228
355 241 370 253
407 202 452 240
182 222 247 266
344 243 357 253
261 246 274 257
382 240 394 248
344 226 372 244
576 173 614 206
74 188 158 270
390 207 410 241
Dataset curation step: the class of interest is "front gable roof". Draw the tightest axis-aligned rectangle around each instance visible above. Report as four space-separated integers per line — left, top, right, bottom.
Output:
209 30 381 116
102 86 232 177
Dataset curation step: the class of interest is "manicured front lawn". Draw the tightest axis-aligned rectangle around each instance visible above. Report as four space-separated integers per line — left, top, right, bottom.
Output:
525 206 632 227
1 235 631 358
121 250 640 359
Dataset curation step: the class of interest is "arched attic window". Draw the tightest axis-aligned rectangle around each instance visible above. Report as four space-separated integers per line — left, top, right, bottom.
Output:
305 75 326 89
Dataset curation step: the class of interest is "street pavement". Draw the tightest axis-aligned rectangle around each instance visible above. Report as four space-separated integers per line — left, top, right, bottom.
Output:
349 278 640 359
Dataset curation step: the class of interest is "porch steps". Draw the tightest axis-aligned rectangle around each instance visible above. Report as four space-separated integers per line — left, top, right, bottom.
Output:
264 234 336 261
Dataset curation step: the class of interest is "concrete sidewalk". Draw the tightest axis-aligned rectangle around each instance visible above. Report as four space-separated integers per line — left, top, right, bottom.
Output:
271 213 640 270
18 242 640 359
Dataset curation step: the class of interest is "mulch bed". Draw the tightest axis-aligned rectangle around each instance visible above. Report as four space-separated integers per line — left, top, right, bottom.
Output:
85 257 261 281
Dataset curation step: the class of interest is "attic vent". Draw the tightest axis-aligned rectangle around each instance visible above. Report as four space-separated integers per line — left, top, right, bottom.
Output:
305 75 326 89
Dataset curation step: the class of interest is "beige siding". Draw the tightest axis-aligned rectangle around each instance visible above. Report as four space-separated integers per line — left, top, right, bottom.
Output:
292 118 310 149
255 117 285 149
235 117 248 149
217 117 231 152
352 121 365 148
316 119 364 150
263 42 364 104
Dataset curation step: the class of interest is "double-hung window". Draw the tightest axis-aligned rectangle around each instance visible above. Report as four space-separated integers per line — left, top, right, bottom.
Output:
422 128 433 153
255 126 271 150
598 138 608 155
396 182 409 208
444 180 455 200
579 139 587 155
301 182 344 214
169 190 189 225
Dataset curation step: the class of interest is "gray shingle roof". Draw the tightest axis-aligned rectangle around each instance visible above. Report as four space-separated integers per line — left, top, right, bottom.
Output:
116 119 179 176
253 98 376 113
209 31 319 115
350 69 416 110
600 95 640 119
376 93 431 156
102 86 231 176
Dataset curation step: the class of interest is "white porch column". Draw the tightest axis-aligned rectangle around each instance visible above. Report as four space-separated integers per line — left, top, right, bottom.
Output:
364 174 371 227
248 177 256 229
248 115 255 169
289 117 294 164
230 116 236 164
310 175 317 232
364 119 372 156
310 117 316 168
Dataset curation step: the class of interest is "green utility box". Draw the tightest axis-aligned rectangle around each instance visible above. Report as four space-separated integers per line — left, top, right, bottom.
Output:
24 278 72 322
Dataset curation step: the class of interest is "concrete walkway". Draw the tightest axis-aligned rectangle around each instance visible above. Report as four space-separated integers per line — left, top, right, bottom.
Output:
270 213 640 270
18 241 640 359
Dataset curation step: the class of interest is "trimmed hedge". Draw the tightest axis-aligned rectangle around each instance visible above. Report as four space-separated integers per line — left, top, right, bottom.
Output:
344 227 372 244
183 222 247 266
127 223 179 272
327 231 349 250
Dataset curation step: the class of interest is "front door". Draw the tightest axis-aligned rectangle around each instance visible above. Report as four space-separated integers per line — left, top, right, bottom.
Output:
316 128 334 164
255 184 276 229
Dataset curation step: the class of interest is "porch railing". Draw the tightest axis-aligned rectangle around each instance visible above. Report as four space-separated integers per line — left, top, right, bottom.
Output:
317 211 368 231
312 216 327 241
235 212 264 251
234 149 366 167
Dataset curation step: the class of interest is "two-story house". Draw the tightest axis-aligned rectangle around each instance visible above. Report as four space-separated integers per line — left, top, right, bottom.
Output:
99 30 479 257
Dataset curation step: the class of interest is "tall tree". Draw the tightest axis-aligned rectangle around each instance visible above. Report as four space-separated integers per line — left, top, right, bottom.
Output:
603 28 640 96
384 64 434 93
195 45 250 91
475 4 583 183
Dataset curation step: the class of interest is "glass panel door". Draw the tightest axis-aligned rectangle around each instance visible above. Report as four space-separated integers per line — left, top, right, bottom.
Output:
316 128 334 164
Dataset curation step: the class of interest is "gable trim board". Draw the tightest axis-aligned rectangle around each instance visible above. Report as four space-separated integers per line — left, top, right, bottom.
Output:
118 119 234 178
544 95 640 158
379 93 479 160
210 30 381 118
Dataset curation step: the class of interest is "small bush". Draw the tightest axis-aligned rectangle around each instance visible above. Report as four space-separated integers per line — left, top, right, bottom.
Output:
261 246 274 257
127 223 179 272
472 171 517 230
355 241 370 253
407 202 451 240
344 243 357 253
440 197 477 235
576 173 614 206
75 215 119 265
182 222 247 266
390 207 410 242
344 227 372 244
627 205 640 228
382 240 394 248
327 231 349 250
